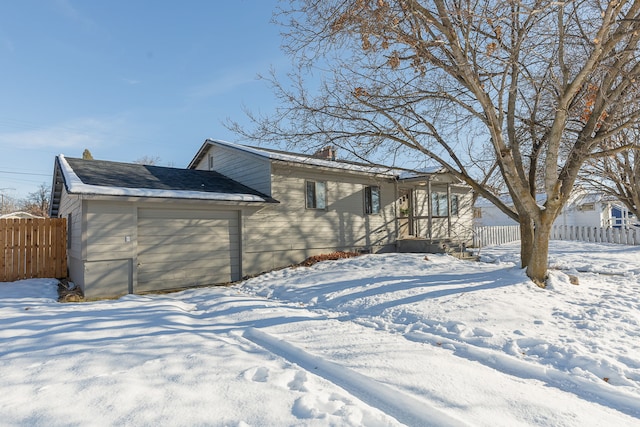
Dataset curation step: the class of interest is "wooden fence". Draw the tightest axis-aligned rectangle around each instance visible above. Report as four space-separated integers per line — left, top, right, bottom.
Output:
0 218 67 282
473 224 640 247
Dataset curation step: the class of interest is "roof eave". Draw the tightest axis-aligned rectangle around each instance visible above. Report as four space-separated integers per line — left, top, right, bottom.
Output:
187 141 212 169
49 156 67 218
70 193 279 205
270 157 396 178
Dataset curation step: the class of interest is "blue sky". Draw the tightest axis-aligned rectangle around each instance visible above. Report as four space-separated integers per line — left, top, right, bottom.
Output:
0 0 285 199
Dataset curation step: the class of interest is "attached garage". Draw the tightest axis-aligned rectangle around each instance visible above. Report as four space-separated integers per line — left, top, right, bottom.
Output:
50 155 277 299
136 208 240 292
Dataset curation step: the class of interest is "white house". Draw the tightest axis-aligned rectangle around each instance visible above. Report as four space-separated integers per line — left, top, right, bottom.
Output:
474 189 637 228
50 139 474 299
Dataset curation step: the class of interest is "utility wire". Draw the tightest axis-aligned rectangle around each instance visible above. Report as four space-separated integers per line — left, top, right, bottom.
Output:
0 170 51 176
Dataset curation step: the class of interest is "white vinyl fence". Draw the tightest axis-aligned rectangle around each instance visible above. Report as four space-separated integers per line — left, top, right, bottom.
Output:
473 225 640 247
551 224 640 245
473 226 520 247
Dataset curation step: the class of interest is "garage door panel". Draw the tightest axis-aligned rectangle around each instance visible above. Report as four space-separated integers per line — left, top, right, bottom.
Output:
138 263 231 282
138 209 235 219
137 220 238 233
138 248 237 264
138 260 234 275
138 224 238 237
136 262 234 290
138 240 238 255
136 209 239 292
138 231 238 246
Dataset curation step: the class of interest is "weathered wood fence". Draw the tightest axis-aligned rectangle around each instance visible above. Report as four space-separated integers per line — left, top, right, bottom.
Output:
473 224 640 247
0 218 67 282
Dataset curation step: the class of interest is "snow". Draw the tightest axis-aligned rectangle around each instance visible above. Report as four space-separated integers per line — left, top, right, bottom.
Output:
2 241 640 426
57 154 269 202
206 139 444 178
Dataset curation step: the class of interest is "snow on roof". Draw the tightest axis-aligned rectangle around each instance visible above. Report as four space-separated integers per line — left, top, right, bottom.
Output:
573 192 603 205
476 190 627 211
0 212 44 219
397 168 445 179
206 139 442 178
58 155 272 203
475 193 548 208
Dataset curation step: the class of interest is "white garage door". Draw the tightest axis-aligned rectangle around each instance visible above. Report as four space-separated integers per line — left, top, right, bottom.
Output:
136 208 240 292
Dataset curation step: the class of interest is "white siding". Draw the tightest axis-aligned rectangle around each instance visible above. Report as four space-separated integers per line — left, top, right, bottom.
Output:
242 164 398 274
411 185 473 242
86 201 136 261
473 204 518 227
451 189 474 243
56 187 82 259
55 187 84 290
84 201 135 297
84 259 132 299
193 144 272 196
475 199 613 228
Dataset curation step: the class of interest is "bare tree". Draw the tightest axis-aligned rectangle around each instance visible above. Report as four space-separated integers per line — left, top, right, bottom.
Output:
21 183 50 218
0 192 18 216
133 155 162 166
230 0 640 285
580 125 640 220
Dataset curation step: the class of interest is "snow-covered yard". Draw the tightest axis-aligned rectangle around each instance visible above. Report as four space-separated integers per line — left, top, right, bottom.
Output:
1 241 639 426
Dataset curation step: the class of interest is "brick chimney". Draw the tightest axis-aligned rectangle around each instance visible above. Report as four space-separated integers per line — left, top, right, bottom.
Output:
313 146 337 161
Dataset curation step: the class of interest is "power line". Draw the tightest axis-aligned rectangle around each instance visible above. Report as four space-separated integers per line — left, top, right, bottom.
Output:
0 170 51 177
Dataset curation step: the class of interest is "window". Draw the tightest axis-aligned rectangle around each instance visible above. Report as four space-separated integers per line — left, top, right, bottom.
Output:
364 186 380 215
306 181 326 209
431 193 448 216
431 193 459 217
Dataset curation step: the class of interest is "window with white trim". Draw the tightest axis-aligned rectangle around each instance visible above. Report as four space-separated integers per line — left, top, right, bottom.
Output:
364 186 380 215
306 181 327 209
451 194 459 216
431 193 459 216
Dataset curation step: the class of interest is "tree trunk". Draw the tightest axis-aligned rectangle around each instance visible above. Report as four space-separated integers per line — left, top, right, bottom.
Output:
519 214 534 269
526 217 554 287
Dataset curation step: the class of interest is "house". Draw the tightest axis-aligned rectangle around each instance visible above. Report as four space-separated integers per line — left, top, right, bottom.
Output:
50 139 473 299
474 190 637 228
0 212 44 219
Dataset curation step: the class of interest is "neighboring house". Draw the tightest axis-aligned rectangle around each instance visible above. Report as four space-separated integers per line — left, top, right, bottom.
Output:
50 139 473 299
0 212 44 219
474 190 637 228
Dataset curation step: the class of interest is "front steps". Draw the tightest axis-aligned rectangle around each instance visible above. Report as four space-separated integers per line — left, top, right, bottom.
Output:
396 238 478 261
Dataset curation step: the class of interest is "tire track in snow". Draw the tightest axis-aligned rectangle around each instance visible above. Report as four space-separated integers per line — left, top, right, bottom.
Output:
404 330 640 419
243 327 468 427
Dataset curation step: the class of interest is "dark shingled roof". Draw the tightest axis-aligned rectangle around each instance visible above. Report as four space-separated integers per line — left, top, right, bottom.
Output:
63 157 277 202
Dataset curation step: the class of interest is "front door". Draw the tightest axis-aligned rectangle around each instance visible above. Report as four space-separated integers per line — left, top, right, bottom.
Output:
398 189 412 238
